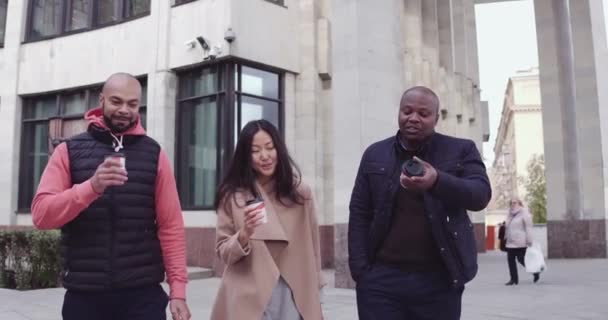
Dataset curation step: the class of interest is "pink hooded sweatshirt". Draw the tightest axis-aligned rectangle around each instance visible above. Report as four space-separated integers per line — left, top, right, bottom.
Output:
31 107 188 300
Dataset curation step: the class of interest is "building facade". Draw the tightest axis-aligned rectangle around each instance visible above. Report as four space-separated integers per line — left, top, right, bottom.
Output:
492 67 544 207
0 0 489 287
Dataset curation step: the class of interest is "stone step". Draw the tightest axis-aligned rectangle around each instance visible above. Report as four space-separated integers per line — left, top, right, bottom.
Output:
187 267 214 280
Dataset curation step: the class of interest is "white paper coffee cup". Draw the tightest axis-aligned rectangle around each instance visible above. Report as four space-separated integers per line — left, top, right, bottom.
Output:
105 153 126 170
245 199 267 224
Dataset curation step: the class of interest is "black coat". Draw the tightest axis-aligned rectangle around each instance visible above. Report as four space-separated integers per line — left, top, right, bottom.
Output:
348 132 491 287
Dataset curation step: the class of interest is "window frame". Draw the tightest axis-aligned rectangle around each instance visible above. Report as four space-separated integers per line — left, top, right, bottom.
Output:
25 0 151 43
175 65 226 211
174 59 284 211
139 78 148 129
263 0 286 8
0 0 8 48
172 0 197 7
64 0 94 33
123 0 151 20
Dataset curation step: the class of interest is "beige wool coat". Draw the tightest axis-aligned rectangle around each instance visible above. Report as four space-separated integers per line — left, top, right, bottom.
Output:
210 181 324 320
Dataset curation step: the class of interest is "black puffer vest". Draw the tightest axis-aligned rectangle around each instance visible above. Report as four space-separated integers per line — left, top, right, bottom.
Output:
61 125 165 291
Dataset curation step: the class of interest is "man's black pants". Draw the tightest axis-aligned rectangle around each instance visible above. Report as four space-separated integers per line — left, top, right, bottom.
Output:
356 264 464 320
62 284 169 320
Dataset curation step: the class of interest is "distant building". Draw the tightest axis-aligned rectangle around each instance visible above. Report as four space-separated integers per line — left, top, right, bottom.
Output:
492 67 543 208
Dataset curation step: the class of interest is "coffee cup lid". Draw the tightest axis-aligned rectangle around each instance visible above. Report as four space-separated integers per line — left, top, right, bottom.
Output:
106 152 125 158
245 196 263 205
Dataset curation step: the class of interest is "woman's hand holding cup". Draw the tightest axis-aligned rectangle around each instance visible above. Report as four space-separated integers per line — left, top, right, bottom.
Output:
238 199 267 247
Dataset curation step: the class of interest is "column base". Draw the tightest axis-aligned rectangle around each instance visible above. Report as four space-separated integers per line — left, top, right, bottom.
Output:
474 222 486 253
334 223 356 289
547 219 607 258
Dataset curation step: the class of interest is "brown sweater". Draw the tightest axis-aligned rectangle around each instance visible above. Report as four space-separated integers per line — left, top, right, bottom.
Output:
376 186 444 272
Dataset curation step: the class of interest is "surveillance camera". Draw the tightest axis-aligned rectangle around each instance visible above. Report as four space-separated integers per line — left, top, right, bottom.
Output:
184 39 196 49
224 28 236 43
205 46 222 60
196 36 210 51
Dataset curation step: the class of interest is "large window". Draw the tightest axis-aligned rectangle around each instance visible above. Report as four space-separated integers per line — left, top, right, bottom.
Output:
18 79 148 211
176 62 282 210
235 66 281 140
0 0 7 47
19 87 98 211
26 0 150 41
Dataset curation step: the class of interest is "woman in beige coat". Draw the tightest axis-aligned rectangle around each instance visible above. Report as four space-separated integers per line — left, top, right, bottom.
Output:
504 199 540 285
210 120 324 320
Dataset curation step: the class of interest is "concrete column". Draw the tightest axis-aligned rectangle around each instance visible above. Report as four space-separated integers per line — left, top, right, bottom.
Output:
294 0 321 205
535 0 608 258
147 72 177 165
570 0 606 222
534 0 570 235
569 0 608 257
451 0 467 75
422 0 440 64
293 1 337 273
464 0 480 85
404 0 423 58
147 0 177 165
332 0 405 288
437 0 463 132
403 0 423 88
438 0 455 72
0 0 27 225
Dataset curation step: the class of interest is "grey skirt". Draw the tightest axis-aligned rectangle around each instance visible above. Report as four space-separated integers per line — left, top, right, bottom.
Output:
261 276 303 320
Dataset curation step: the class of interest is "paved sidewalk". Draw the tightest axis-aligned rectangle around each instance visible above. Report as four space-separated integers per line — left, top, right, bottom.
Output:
1 251 607 319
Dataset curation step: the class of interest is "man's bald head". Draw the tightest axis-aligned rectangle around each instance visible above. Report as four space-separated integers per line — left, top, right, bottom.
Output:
400 86 440 113
398 86 440 147
99 73 142 133
102 72 141 94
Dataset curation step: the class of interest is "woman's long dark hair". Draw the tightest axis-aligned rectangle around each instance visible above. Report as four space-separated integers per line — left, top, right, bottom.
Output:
214 120 304 211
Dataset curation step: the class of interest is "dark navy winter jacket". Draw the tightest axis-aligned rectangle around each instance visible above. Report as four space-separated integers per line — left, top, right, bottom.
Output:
348 132 491 287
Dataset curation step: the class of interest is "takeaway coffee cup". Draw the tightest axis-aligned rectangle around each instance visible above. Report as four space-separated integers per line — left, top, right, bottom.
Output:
105 152 126 170
401 158 424 177
245 197 268 224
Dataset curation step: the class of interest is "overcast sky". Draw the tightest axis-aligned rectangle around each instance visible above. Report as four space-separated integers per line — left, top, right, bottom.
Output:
476 0 608 167
475 0 539 165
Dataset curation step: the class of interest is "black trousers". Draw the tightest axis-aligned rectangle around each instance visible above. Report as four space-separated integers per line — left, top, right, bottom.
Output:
356 264 464 320
62 284 169 320
507 247 527 283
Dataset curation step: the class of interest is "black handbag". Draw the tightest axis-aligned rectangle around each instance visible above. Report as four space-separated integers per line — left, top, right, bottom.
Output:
498 223 507 252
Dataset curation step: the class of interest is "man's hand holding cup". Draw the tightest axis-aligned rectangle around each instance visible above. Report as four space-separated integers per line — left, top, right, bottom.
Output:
399 156 438 192
90 153 128 194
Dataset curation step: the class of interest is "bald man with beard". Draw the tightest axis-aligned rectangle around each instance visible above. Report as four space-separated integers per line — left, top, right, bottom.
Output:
32 73 191 320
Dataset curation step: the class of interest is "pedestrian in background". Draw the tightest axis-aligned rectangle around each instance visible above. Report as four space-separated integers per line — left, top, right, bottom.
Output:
504 199 540 285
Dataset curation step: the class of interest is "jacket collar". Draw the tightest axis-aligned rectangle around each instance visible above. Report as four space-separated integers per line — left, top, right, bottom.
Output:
393 131 436 157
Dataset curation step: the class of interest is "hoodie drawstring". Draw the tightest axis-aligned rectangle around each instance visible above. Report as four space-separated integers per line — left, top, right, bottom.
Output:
110 133 124 152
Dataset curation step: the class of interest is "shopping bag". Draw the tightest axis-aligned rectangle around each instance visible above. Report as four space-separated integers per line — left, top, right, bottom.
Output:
524 243 546 273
